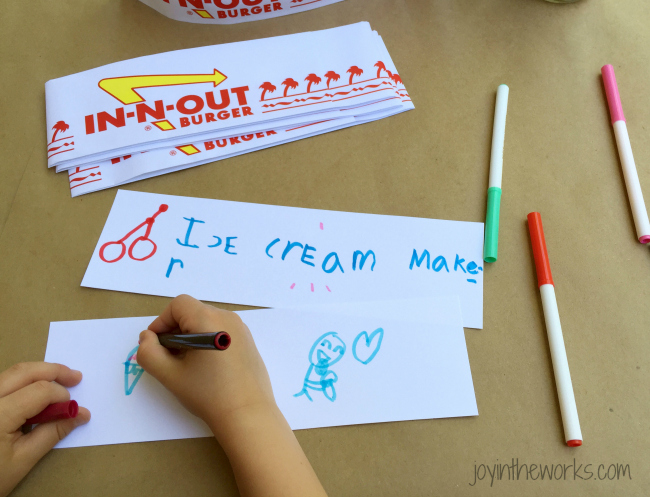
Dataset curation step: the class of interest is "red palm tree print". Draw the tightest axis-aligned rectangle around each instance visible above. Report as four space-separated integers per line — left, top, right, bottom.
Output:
390 74 403 85
51 121 70 142
374 61 387 78
304 74 322 93
259 82 277 101
281 78 299 97
324 71 340 89
346 66 363 85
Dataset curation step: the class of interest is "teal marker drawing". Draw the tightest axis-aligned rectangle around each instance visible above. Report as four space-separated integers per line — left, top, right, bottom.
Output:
124 345 144 396
484 84 509 263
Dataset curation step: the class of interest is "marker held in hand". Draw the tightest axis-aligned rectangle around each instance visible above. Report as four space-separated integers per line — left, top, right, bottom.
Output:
158 332 231 351
24 400 79 426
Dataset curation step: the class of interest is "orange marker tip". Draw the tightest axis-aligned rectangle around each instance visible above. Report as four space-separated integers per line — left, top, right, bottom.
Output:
567 440 582 447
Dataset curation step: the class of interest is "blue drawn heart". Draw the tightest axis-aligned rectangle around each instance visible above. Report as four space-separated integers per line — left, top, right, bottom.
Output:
352 328 384 365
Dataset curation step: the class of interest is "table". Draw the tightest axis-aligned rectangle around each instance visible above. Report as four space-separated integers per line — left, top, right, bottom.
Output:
1 0 648 495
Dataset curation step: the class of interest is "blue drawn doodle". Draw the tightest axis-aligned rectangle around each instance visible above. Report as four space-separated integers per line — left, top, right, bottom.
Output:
124 345 144 396
352 328 384 365
294 332 346 402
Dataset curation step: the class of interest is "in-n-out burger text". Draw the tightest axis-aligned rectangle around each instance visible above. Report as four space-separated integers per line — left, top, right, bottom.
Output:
203 130 277 150
171 0 284 19
85 86 252 134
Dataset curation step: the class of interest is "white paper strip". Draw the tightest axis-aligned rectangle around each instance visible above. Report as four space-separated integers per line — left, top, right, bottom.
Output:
45 308 477 448
67 118 356 196
82 190 484 328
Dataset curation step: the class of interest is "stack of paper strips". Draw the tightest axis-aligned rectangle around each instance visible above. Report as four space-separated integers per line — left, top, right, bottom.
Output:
43 23 413 196
139 0 346 24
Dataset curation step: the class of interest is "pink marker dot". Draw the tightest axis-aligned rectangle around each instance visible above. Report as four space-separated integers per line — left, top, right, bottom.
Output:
311 283 314 292
290 283 296 289
326 286 331 292
320 222 324 230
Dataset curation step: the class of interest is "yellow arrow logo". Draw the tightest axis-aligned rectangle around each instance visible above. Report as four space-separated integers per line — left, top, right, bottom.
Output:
98 69 228 105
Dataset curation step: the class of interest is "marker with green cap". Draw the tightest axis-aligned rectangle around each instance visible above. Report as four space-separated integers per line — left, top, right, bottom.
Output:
484 84 509 263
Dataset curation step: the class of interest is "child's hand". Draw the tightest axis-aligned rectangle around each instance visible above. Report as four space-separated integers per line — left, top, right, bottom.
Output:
138 295 327 497
0 363 90 497
136 295 276 439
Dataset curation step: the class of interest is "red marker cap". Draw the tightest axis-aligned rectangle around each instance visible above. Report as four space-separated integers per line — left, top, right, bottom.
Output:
25 400 79 425
527 212 554 287
567 439 582 447
214 332 231 350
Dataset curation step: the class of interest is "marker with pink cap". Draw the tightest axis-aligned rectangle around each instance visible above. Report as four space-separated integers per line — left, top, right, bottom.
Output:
601 64 650 244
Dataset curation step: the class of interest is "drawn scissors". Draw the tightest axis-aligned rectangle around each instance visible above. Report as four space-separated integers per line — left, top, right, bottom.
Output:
99 204 168 263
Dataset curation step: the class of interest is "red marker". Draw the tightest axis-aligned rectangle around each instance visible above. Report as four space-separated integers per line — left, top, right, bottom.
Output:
158 332 231 350
527 212 582 447
24 400 79 426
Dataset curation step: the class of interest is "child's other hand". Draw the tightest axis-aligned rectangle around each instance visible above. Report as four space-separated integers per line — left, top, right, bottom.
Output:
136 295 276 441
0 362 90 497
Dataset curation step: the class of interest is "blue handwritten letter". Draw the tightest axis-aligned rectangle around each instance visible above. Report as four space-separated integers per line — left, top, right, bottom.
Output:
322 252 344 273
352 250 376 271
166 258 184 277
282 241 304 260
454 254 466 273
265 238 280 258
301 244 316 267
410 249 430 270
432 256 449 272
208 236 222 248
176 217 205 248
225 237 237 255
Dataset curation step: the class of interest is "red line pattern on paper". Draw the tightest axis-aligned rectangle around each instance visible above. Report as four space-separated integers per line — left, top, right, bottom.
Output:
290 0 322 7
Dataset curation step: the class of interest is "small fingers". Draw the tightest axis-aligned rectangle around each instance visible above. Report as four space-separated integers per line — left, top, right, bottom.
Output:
148 294 228 335
16 407 90 467
148 294 206 334
136 330 179 386
0 381 71 432
0 362 82 398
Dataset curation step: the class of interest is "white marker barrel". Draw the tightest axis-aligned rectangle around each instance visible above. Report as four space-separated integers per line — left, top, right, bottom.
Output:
613 121 650 242
528 212 582 447
540 284 582 444
602 65 650 243
488 84 509 189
